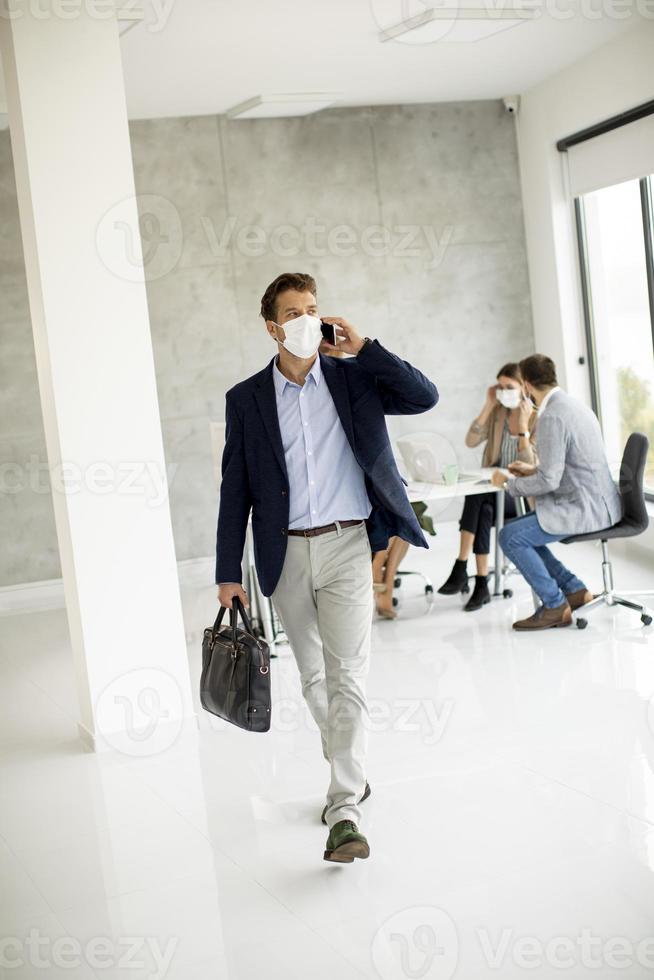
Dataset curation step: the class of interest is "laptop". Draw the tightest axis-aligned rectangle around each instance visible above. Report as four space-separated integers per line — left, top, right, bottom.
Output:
396 438 480 485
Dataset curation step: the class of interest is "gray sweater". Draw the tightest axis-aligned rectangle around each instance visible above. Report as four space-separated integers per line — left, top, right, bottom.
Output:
508 389 622 535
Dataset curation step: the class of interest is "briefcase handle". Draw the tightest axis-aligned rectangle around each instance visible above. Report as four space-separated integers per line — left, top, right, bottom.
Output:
211 596 267 670
212 594 254 637
229 595 256 638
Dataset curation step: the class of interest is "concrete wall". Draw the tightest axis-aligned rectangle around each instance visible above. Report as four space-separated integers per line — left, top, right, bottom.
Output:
0 131 59 585
0 100 534 587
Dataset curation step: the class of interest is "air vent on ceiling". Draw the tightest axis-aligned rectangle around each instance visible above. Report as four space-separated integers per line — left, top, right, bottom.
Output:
378 5 537 43
226 94 340 120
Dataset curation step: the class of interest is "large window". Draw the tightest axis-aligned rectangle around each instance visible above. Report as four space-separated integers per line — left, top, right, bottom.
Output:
576 175 654 497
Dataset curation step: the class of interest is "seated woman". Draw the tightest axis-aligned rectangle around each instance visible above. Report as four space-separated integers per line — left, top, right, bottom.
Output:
437 362 537 611
372 502 436 620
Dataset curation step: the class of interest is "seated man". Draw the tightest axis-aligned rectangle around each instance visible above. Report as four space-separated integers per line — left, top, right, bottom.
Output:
490 354 622 631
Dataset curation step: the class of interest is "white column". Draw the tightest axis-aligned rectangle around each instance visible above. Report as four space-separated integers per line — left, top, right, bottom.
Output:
0 4 196 752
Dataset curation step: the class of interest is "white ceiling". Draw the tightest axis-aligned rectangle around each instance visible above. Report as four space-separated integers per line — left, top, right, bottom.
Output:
117 0 641 119
0 1 644 123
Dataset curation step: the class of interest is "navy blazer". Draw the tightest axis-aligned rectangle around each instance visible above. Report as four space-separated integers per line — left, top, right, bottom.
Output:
215 338 439 597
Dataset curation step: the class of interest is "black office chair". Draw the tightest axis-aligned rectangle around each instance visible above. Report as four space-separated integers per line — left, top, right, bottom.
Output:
562 432 652 629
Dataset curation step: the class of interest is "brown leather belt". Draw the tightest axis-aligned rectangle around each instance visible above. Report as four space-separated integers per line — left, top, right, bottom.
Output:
287 519 365 538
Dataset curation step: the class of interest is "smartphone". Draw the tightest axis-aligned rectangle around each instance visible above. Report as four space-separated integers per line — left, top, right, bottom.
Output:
320 321 337 346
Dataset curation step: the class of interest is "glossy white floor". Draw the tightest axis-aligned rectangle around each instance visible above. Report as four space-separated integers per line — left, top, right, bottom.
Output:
2 525 654 980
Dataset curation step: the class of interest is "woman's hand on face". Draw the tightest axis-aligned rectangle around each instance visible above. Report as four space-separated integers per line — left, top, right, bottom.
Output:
485 384 499 407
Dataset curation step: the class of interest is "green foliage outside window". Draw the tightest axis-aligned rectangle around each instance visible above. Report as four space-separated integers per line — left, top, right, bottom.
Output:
617 366 654 491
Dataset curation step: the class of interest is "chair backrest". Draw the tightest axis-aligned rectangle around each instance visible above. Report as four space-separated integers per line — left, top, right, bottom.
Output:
619 432 650 531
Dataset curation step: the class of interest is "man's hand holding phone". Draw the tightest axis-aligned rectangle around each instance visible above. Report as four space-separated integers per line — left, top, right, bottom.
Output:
508 461 537 477
320 316 365 356
490 468 510 488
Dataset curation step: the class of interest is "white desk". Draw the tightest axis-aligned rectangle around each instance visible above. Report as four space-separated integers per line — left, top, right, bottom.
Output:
406 468 508 597
244 468 509 646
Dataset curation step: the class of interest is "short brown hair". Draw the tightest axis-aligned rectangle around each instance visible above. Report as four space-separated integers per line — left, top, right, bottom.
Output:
496 362 522 383
260 272 317 322
519 354 558 389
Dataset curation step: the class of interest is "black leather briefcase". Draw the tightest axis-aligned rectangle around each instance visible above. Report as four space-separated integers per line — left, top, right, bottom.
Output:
200 596 271 732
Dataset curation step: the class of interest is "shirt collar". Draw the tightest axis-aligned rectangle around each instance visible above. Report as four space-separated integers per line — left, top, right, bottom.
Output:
273 352 322 395
538 385 560 416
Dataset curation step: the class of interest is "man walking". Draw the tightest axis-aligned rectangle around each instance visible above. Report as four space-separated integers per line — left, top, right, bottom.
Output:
491 354 621 630
215 272 438 862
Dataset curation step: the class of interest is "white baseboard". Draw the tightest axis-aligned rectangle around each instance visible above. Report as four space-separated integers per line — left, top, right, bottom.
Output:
0 556 216 616
77 714 201 754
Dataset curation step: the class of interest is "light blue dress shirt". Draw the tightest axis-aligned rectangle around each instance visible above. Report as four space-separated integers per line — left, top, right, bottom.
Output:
272 353 372 529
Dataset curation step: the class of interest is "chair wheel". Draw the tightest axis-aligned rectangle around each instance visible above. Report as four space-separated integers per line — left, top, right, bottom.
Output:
503 589 513 599
642 615 653 626
425 585 434 595
576 618 588 629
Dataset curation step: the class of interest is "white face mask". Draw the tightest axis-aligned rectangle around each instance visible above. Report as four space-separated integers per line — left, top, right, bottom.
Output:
274 313 323 359
496 387 521 410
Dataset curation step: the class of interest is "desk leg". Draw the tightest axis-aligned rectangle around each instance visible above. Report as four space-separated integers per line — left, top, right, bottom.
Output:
494 489 505 597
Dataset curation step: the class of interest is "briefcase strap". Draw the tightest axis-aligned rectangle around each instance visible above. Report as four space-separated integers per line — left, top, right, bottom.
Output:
211 596 268 673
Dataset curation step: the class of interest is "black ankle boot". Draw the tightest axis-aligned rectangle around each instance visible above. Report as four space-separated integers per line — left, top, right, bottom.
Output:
464 575 491 611
438 559 470 595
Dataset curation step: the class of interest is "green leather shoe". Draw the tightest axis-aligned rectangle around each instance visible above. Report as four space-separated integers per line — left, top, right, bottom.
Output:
323 820 370 863
321 781 371 825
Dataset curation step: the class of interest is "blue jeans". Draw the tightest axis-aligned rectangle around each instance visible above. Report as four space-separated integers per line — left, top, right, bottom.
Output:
499 512 587 608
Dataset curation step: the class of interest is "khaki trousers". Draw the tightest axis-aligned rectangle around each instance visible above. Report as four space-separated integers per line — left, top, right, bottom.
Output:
271 519 374 829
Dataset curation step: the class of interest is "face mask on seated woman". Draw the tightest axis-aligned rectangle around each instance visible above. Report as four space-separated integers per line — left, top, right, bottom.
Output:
496 388 522 410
